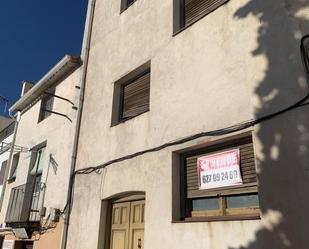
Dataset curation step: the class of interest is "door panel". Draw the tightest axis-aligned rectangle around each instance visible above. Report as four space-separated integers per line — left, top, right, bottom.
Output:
111 231 126 249
110 200 145 249
130 229 144 249
129 201 145 249
110 202 130 249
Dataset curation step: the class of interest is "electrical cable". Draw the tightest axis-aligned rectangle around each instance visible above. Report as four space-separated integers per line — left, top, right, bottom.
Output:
74 93 309 176
73 35 309 176
59 35 309 221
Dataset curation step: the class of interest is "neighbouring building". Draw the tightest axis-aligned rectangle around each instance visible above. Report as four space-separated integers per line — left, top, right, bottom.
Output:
0 55 82 249
66 1 309 249
0 118 14 208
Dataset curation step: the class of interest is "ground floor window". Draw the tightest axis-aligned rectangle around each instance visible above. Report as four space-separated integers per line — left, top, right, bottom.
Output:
172 132 260 222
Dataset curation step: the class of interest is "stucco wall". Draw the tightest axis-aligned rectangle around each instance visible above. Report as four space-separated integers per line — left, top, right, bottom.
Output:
68 0 309 249
0 68 81 240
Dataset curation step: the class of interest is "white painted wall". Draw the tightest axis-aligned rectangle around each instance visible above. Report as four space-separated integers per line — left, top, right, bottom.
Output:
67 0 309 249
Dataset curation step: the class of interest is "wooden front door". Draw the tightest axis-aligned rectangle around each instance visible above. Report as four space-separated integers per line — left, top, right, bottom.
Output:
110 200 145 249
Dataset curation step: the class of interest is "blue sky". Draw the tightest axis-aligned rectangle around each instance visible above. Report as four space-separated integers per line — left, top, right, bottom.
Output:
0 0 88 115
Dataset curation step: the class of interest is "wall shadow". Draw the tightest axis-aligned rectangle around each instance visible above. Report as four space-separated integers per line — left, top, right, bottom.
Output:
229 0 309 249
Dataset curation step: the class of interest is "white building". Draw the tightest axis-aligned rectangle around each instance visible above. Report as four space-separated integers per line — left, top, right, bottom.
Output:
0 56 82 249
66 1 309 249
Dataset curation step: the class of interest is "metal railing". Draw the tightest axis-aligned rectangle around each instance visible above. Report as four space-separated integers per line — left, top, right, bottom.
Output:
5 182 46 224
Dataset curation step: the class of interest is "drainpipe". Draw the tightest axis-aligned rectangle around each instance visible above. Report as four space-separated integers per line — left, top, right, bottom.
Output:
60 0 96 249
0 111 20 213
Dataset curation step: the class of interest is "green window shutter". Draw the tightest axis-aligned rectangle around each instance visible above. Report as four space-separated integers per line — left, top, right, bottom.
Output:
30 147 46 176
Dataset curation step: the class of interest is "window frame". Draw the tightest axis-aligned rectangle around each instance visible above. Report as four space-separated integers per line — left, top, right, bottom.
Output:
29 146 46 177
0 160 8 186
188 194 260 221
172 131 260 223
38 88 55 123
111 61 151 126
173 0 230 35
7 153 20 182
27 142 47 186
120 0 137 13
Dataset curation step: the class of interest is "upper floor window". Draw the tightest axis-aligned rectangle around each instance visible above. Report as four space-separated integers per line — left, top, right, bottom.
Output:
111 61 150 126
38 89 55 122
8 153 20 182
120 0 137 13
173 0 229 33
0 160 7 187
29 146 46 180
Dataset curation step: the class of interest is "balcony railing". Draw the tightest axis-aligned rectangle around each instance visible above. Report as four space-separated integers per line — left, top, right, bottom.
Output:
5 182 46 224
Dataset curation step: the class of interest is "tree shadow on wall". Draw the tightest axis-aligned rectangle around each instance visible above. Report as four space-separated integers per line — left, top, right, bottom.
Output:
230 1 309 249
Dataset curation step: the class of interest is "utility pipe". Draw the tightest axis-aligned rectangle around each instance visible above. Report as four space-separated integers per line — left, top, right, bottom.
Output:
60 0 96 248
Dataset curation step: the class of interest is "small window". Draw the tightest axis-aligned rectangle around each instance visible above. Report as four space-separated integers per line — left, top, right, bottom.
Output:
173 0 229 33
120 0 136 12
172 133 260 222
0 160 7 186
38 89 55 122
111 62 150 126
8 153 20 182
29 146 46 177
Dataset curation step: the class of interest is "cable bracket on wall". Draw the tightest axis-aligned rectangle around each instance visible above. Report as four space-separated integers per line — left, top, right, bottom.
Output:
43 91 76 108
40 109 72 122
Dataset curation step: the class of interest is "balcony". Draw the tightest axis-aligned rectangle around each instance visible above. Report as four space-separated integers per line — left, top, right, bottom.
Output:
5 182 46 227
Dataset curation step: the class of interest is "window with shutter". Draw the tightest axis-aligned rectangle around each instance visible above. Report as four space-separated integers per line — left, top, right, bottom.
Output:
30 147 46 176
173 0 230 33
172 133 260 222
122 72 150 120
8 153 20 182
111 61 151 126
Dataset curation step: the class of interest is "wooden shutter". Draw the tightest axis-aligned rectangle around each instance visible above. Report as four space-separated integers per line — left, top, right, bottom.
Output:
185 0 229 26
122 72 150 119
185 136 257 198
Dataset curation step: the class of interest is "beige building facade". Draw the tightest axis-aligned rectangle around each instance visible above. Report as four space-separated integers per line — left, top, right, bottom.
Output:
0 56 82 249
66 0 309 249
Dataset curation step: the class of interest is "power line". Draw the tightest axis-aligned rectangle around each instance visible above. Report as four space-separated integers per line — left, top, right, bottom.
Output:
74 93 309 175
73 35 309 176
